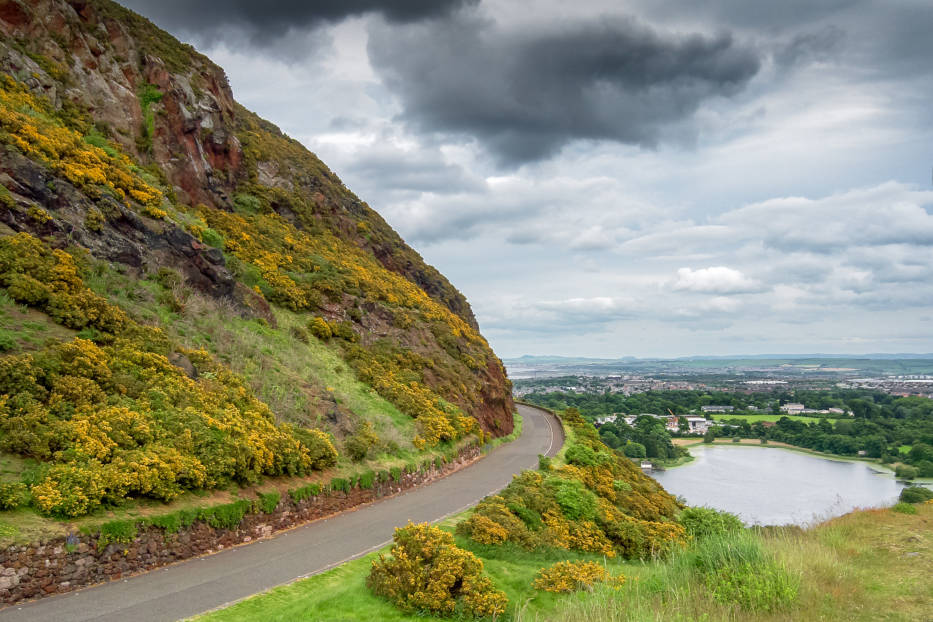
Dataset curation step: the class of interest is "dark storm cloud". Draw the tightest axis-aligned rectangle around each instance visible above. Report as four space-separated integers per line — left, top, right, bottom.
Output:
368 15 761 166
120 0 477 44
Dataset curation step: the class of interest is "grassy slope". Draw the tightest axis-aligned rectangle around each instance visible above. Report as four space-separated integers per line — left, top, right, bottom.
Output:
195 502 933 622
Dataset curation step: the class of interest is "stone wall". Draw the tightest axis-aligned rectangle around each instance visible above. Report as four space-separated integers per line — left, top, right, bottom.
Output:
0 445 481 606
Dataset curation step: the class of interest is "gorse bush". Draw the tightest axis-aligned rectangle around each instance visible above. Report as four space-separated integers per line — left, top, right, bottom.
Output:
200 203 486 449
457 409 685 559
0 233 337 517
367 522 507 618
532 560 625 593
899 485 933 504
0 75 163 209
677 506 744 540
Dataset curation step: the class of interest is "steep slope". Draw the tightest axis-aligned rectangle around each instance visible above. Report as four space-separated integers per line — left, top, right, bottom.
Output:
0 0 513 518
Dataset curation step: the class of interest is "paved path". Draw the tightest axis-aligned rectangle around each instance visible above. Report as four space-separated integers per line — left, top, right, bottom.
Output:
0 404 562 622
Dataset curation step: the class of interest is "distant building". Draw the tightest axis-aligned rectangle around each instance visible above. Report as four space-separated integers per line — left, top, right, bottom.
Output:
685 416 709 434
665 416 680 432
781 403 805 414
640 461 653 470
594 414 618 426
701 405 734 413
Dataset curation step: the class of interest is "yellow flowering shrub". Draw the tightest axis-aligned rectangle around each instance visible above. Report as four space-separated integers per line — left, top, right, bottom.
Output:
457 409 686 559
201 202 489 447
532 560 625 593
0 234 338 517
0 75 163 209
367 522 507 618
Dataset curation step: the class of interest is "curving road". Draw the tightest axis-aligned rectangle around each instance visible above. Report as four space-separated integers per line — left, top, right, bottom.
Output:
0 404 562 622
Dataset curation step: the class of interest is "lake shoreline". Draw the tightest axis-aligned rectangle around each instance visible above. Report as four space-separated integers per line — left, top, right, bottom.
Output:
668 438 908 476
651 444 916 526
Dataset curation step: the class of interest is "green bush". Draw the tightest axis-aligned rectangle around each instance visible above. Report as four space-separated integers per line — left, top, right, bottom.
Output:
390 466 402 483
0 482 27 510
678 507 743 540
507 502 543 530
330 477 350 493
623 442 647 459
545 478 598 521
258 491 281 513
895 465 918 480
358 471 375 490
149 508 198 534
892 502 917 515
289 482 321 503
565 443 600 467
538 454 552 471
899 485 933 504
199 500 251 529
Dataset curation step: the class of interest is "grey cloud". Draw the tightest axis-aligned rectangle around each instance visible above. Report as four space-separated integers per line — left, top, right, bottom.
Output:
773 26 845 68
368 15 761 166
341 148 487 195
121 0 477 48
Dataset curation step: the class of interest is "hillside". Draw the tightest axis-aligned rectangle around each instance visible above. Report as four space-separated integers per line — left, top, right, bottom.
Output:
0 0 513 519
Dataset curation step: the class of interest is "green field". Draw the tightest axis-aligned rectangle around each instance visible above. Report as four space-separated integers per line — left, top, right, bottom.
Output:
195 503 933 622
714 414 834 423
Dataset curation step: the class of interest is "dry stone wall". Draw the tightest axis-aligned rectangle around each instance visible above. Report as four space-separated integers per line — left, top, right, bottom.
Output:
0 445 481 607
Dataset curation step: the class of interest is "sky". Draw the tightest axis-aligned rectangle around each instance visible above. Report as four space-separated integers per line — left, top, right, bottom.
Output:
123 0 933 358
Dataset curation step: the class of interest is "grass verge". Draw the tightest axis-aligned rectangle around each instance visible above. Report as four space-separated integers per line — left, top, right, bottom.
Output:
193 502 933 622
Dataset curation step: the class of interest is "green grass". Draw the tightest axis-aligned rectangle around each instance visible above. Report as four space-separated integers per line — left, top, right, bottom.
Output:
898 445 912 455
195 503 933 622
713 414 835 423
193 521 628 622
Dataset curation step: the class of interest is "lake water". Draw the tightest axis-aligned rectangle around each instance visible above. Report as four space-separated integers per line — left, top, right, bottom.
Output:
651 445 910 526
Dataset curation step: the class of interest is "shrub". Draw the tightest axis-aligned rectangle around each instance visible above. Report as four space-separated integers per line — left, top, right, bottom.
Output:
538 454 552 471
899 485 933 504
546 478 598 521
678 507 743 540
390 466 402 483
0 482 27 510
358 471 375 490
258 491 281 513
308 317 332 340
330 477 350 493
565 443 602 467
895 465 918 480
623 442 647 459
198 500 251 529
289 482 321 503
892 502 917 515
367 522 507 617
345 421 378 462
532 560 625 593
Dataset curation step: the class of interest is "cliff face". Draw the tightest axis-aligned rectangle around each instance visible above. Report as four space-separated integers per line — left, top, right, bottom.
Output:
0 0 513 456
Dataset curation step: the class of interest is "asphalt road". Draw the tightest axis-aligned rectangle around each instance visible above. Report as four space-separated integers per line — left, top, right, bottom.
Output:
0 403 562 622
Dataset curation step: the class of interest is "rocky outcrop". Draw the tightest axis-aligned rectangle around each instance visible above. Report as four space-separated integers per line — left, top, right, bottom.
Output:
0 0 514 436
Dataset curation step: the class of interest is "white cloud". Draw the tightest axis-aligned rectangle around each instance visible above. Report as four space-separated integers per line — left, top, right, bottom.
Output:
671 266 762 294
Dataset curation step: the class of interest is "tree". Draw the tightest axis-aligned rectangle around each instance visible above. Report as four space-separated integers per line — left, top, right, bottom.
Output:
623 442 646 459
703 429 716 444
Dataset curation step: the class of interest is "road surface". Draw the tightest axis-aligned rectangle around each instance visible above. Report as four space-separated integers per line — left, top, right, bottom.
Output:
0 403 562 622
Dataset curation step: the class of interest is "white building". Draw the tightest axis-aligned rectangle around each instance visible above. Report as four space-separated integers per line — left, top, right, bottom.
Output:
685 416 710 434
781 403 805 414
701 405 733 413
